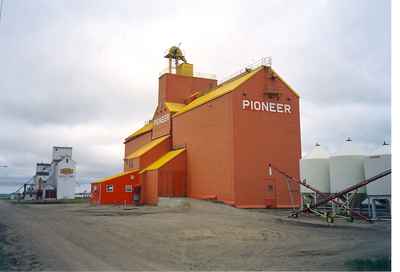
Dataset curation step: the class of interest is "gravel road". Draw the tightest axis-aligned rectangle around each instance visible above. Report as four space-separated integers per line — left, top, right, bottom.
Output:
0 199 390 271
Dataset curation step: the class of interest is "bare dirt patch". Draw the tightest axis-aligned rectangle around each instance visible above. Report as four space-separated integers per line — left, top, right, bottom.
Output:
0 199 391 271
0 222 42 271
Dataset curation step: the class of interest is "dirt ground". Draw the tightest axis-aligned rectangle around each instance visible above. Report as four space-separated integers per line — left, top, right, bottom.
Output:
0 199 391 271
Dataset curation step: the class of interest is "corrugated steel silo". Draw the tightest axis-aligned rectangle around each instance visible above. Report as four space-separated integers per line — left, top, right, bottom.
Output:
364 142 391 196
300 143 330 193
329 138 366 193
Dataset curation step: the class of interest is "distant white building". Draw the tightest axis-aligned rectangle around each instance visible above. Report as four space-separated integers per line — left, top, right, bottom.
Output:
28 146 77 200
47 147 77 199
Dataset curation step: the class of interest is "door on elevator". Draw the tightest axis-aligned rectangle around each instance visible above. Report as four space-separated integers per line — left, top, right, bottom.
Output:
265 178 276 208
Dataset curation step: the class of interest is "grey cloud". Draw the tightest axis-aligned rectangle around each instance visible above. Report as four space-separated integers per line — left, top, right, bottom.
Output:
301 101 391 156
0 0 391 191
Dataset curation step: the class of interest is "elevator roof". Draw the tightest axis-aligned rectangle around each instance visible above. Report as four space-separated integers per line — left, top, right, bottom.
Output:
140 148 186 173
91 169 139 184
125 122 154 142
125 135 170 159
174 67 263 117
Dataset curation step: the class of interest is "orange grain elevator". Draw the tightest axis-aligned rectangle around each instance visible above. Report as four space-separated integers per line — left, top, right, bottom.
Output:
93 46 301 208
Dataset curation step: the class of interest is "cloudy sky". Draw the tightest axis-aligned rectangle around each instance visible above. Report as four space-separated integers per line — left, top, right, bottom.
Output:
0 0 391 192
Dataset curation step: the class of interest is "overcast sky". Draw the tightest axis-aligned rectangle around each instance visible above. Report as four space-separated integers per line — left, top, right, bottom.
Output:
0 0 391 190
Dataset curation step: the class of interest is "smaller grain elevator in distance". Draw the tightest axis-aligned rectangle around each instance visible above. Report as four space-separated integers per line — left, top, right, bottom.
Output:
47 147 77 199
329 138 366 194
300 143 330 204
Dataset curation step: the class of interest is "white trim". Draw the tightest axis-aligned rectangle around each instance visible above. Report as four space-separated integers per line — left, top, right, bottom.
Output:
106 184 114 192
125 184 133 192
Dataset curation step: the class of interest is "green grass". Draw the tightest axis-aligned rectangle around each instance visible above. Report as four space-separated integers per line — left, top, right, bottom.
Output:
0 194 10 199
7 197 89 205
0 224 9 270
59 198 89 203
345 257 391 271
0 253 8 271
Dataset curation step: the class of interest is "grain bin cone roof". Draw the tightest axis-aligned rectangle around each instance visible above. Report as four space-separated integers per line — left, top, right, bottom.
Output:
334 137 365 157
305 143 330 159
371 142 391 156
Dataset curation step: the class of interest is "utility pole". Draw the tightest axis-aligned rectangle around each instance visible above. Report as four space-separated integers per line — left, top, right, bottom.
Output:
0 0 4 24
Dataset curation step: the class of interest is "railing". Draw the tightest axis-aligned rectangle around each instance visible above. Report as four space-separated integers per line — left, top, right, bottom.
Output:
159 56 271 83
159 66 176 76
159 66 216 80
219 57 272 84
193 72 217 80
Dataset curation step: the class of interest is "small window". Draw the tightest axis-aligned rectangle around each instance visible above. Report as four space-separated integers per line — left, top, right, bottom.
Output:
125 185 133 192
106 185 114 192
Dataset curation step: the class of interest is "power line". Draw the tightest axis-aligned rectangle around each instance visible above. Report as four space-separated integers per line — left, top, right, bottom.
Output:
0 0 4 23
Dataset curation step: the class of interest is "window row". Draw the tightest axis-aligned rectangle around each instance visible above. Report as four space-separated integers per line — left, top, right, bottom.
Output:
126 159 135 169
106 184 133 193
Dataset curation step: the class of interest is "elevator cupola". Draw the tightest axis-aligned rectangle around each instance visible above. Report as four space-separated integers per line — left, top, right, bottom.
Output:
164 45 193 77
158 46 217 105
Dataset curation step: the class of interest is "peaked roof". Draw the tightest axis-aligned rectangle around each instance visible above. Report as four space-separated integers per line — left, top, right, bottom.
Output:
305 144 330 159
91 169 139 184
272 68 300 98
173 66 299 117
125 122 153 142
165 102 185 113
371 144 391 156
174 67 263 116
125 135 170 159
140 148 185 173
334 139 365 157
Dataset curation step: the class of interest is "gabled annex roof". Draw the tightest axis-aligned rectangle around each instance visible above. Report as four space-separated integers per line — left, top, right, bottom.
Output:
165 102 185 113
140 148 185 173
125 122 153 142
174 67 263 116
91 169 139 184
125 135 170 160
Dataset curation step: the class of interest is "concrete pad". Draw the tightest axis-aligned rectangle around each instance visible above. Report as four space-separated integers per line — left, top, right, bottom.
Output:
158 197 190 208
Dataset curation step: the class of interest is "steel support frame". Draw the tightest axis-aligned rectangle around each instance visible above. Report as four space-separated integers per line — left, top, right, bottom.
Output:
269 164 391 222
